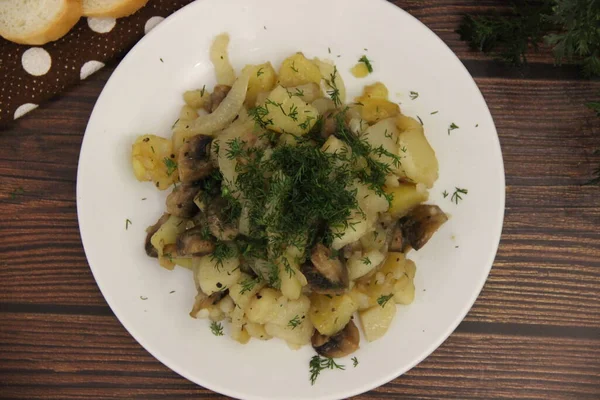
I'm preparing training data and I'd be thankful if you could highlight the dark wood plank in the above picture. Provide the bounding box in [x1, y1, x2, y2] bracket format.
[1, 313, 599, 400]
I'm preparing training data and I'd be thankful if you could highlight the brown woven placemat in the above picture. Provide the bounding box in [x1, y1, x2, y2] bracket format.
[0, 0, 194, 126]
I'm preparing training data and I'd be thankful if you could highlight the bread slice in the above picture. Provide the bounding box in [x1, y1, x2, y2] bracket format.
[82, 0, 148, 18]
[0, 0, 82, 45]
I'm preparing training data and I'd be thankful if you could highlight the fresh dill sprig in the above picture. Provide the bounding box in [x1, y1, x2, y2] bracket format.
[451, 187, 468, 204]
[352, 357, 359, 367]
[211, 241, 236, 269]
[358, 55, 373, 73]
[210, 321, 224, 336]
[448, 123, 459, 135]
[377, 294, 394, 307]
[309, 355, 345, 385]
[457, 1, 600, 77]
[163, 157, 177, 176]
[125, 218, 132, 230]
[248, 104, 273, 129]
[409, 91, 419, 100]
[587, 101, 600, 117]
[325, 66, 342, 107]
[239, 277, 259, 295]
[288, 315, 302, 329]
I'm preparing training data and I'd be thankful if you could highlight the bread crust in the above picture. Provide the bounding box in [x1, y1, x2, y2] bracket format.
[83, 0, 149, 18]
[0, 0, 83, 45]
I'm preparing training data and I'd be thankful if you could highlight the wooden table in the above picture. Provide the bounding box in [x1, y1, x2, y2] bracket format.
[1, 2, 599, 399]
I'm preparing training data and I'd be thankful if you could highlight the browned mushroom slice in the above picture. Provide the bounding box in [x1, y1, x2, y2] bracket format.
[312, 319, 359, 358]
[178, 135, 214, 183]
[189, 289, 229, 318]
[166, 183, 201, 218]
[400, 204, 448, 251]
[206, 196, 239, 241]
[388, 223, 405, 252]
[176, 226, 215, 256]
[203, 84, 232, 113]
[320, 110, 336, 139]
[144, 213, 170, 257]
[301, 243, 349, 294]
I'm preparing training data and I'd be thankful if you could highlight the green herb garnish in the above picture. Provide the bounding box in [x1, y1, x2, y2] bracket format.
[409, 91, 419, 100]
[451, 187, 468, 204]
[239, 277, 259, 295]
[377, 294, 394, 308]
[448, 123, 459, 135]
[210, 321, 224, 336]
[358, 55, 373, 73]
[288, 315, 301, 329]
[125, 218, 132, 230]
[163, 157, 177, 176]
[352, 357, 359, 367]
[309, 355, 345, 385]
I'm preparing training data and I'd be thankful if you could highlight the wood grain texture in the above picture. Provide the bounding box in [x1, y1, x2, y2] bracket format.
[1, 1, 599, 399]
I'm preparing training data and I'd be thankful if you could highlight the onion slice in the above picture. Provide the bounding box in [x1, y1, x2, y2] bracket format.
[182, 70, 251, 137]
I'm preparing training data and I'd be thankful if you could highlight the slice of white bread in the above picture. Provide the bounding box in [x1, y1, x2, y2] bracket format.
[83, 0, 148, 18]
[0, 0, 82, 45]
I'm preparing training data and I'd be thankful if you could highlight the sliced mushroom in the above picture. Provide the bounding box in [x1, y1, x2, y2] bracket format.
[320, 110, 336, 139]
[206, 196, 239, 241]
[166, 183, 201, 218]
[144, 213, 170, 257]
[388, 223, 405, 252]
[189, 289, 229, 318]
[301, 243, 349, 294]
[312, 319, 360, 358]
[178, 135, 214, 183]
[176, 225, 215, 256]
[203, 84, 232, 113]
[398, 205, 448, 251]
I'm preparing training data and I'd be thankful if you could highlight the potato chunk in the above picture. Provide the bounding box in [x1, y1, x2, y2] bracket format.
[132, 134, 178, 190]
[355, 82, 400, 123]
[243, 62, 277, 107]
[261, 85, 319, 135]
[194, 255, 241, 296]
[359, 301, 396, 342]
[277, 53, 322, 87]
[385, 183, 429, 217]
[309, 293, 358, 336]
[395, 115, 439, 187]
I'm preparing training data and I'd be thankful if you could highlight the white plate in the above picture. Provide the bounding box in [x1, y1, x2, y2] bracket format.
[77, 0, 505, 398]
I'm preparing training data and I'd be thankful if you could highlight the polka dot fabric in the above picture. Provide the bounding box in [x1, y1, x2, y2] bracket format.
[0, 0, 194, 125]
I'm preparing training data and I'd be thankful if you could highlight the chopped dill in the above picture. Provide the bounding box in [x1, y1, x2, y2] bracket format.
[377, 294, 394, 307]
[163, 157, 177, 176]
[210, 321, 224, 336]
[288, 315, 301, 329]
[324, 66, 342, 107]
[448, 122, 459, 135]
[211, 241, 237, 269]
[358, 55, 373, 73]
[451, 187, 468, 204]
[309, 355, 345, 385]
[409, 91, 419, 100]
[239, 277, 259, 295]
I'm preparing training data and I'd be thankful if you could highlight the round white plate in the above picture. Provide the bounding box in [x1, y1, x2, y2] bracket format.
[77, 0, 505, 398]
